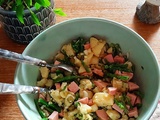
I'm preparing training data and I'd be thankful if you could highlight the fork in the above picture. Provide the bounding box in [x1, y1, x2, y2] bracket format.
[0, 82, 47, 94]
[0, 48, 74, 73]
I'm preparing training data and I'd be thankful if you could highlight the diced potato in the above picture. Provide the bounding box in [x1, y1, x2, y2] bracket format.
[90, 55, 99, 64]
[40, 67, 50, 78]
[90, 37, 99, 48]
[112, 78, 122, 91]
[106, 109, 121, 120]
[112, 78, 128, 92]
[93, 87, 100, 93]
[55, 52, 64, 60]
[92, 40, 106, 57]
[125, 61, 133, 70]
[74, 56, 82, 67]
[45, 79, 53, 88]
[78, 65, 86, 74]
[79, 89, 93, 99]
[62, 43, 75, 56]
[93, 92, 114, 106]
[120, 115, 128, 120]
[107, 47, 113, 53]
[91, 104, 98, 112]
[77, 103, 92, 114]
[83, 52, 94, 65]
[37, 78, 47, 87]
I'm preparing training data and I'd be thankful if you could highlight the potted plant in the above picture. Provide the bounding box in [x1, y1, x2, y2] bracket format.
[0, 0, 66, 44]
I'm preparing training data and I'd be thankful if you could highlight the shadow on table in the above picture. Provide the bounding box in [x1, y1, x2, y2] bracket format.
[131, 14, 160, 42]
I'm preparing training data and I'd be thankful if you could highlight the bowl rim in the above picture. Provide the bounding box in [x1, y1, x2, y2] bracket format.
[14, 17, 160, 120]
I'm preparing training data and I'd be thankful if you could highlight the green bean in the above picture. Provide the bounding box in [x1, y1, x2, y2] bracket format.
[53, 75, 86, 83]
[81, 61, 90, 73]
[38, 98, 61, 113]
[38, 98, 48, 106]
[106, 73, 129, 81]
[44, 106, 54, 113]
[34, 99, 47, 118]
[48, 102, 61, 113]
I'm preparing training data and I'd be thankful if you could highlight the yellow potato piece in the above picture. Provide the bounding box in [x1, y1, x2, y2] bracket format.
[40, 67, 49, 78]
[106, 109, 121, 120]
[93, 92, 114, 106]
[90, 37, 99, 48]
[84, 52, 94, 65]
[90, 55, 99, 64]
[37, 78, 47, 87]
[62, 43, 75, 56]
[45, 79, 54, 88]
[78, 65, 86, 74]
[92, 40, 106, 57]
[74, 56, 82, 67]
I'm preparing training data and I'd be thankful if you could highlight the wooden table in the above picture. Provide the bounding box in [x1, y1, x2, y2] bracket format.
[0, 0, 160, 119]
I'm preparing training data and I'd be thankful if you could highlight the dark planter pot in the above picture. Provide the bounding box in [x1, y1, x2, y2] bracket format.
[0, 1, 55, 44]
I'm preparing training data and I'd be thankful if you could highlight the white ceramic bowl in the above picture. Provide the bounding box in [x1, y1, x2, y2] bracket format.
[14, 18, 160, 120]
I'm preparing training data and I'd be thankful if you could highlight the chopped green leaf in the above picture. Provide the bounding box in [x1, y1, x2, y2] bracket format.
[74, 102, 81, 107]
[61, 84, 67, 91]
[54, 8, 67, 16]
[104, 63, 132, 72]
[71, 37, 86, 54]
[106, 73, 129, 80]
[114, 98, 128, 114]
[58, 50, 74, 66]
[75, 92, 80, 101]
[110, 43, 122, 56]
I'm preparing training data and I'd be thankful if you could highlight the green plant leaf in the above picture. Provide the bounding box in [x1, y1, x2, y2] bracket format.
[25, 0, 32, 7]
[34, 2, 41, 10]
[54, 8, 67, 16]
[16, 0, 22, 6]
[16, 5, 24, 24]
[31, 12, 41, 26]
[35, 0, 50, 7]
[0, 0, 5, 6]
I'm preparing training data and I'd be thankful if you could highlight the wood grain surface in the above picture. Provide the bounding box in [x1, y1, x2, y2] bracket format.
[0, 0, 160, 119]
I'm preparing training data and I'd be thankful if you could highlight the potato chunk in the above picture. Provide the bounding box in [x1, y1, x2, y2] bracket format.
[90, 37, 106, 57]
[62, 43, 75, 56]
[90, 37, 99, 48]
[37, 78, 47, 87]
[90, 55, 99, 64]
[84, 52, 94, 65]
[93, 92, 114, 106]
[40, 67, 49, 78]
[106, 109, 121, 120]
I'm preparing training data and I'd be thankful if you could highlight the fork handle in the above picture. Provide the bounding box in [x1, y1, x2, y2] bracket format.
[0, 82, 43, 94]
[0, 48, 46, 67]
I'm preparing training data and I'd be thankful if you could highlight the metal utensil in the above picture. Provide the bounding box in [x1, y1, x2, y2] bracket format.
[0, 82, 47, 94]
[0, 48, 73, 73]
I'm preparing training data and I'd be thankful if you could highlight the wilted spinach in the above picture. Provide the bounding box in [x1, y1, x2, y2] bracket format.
[71, 37, 87, 54]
